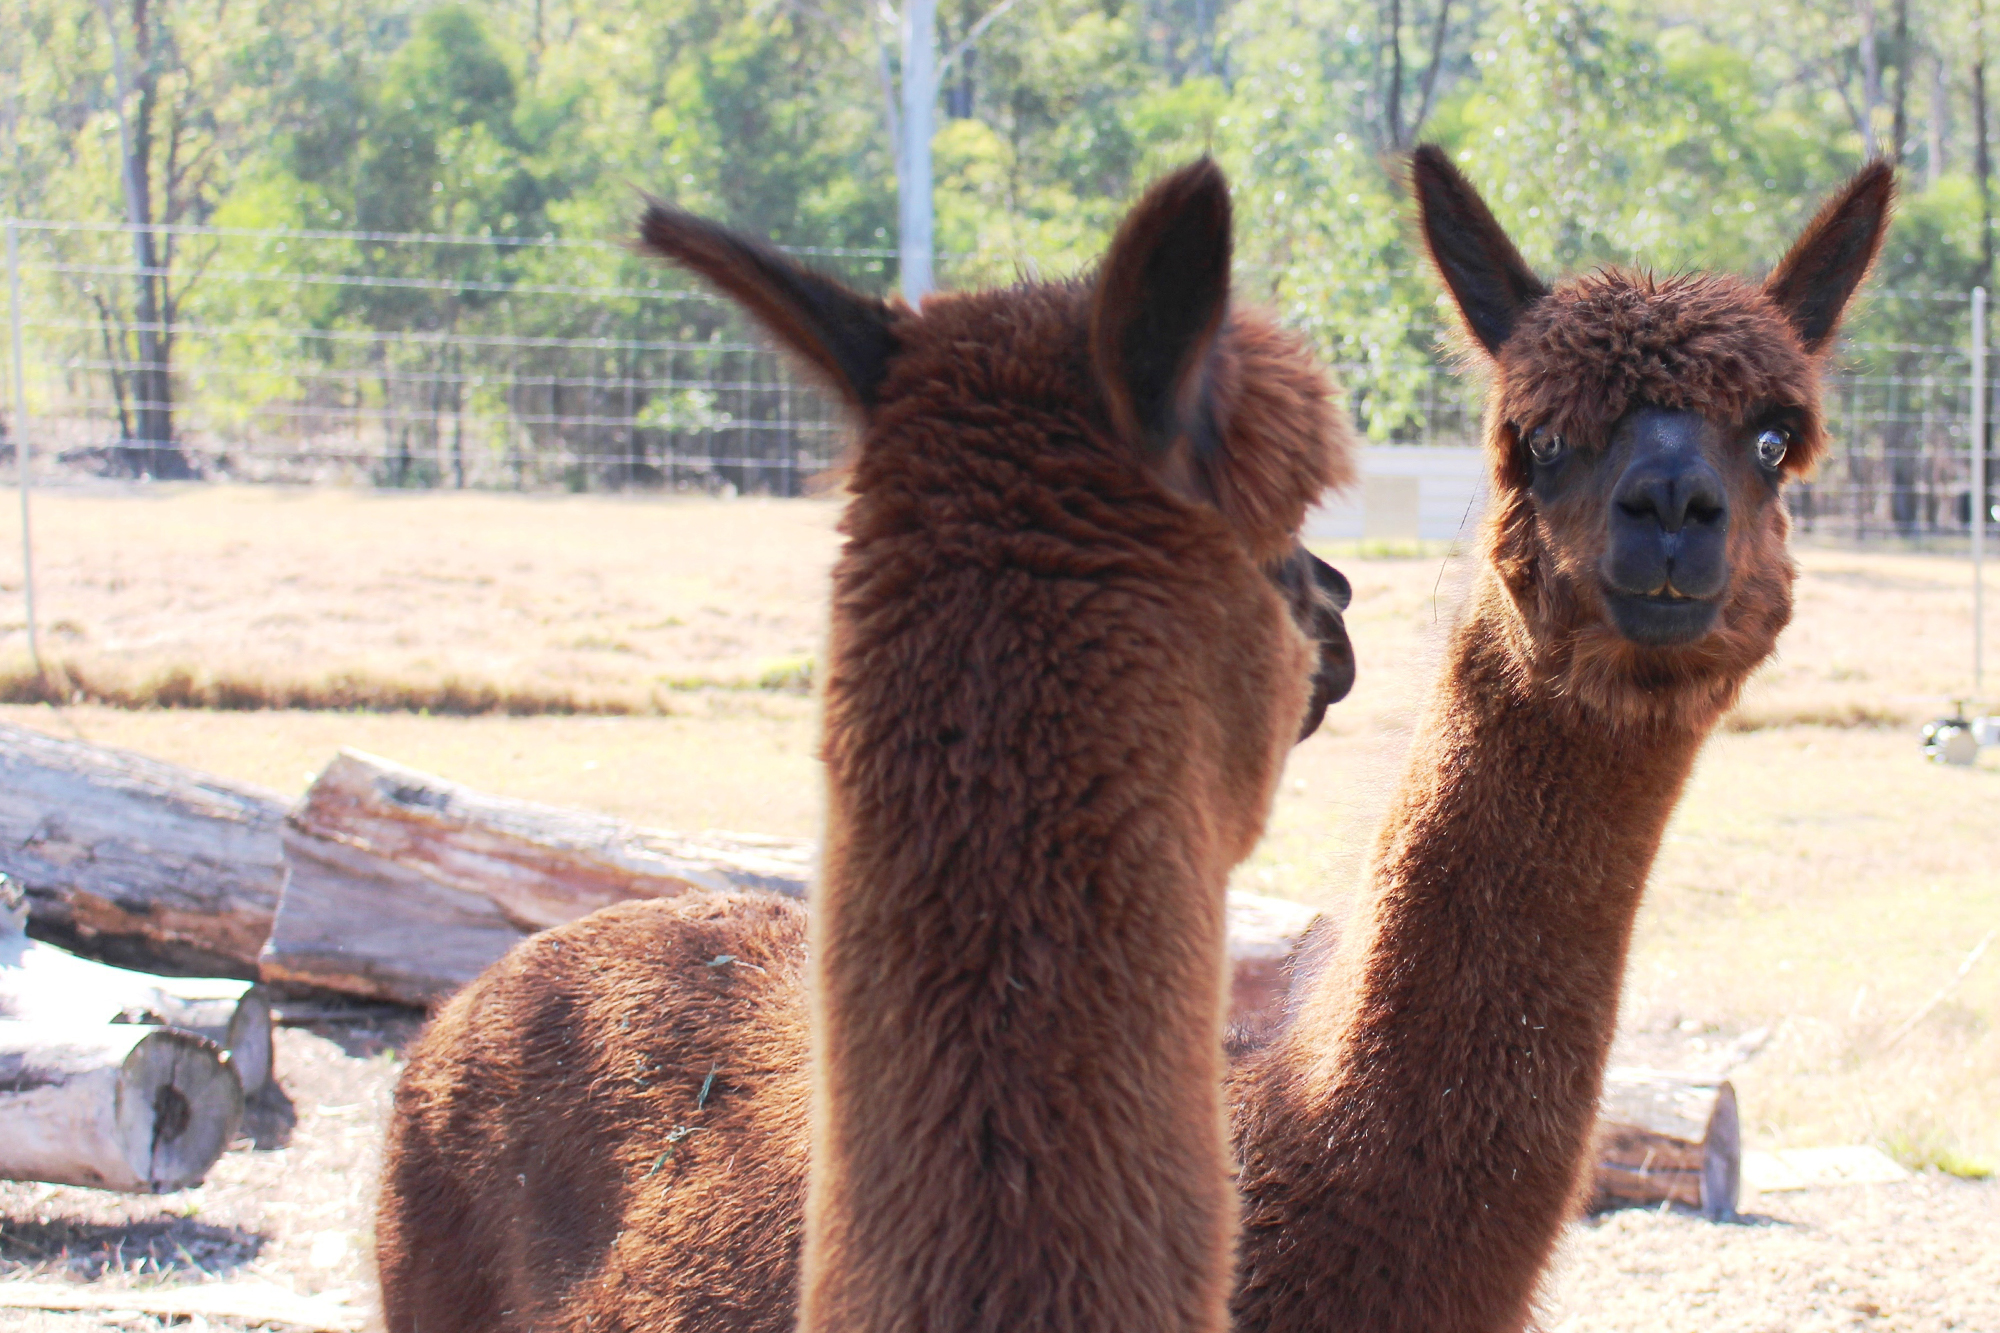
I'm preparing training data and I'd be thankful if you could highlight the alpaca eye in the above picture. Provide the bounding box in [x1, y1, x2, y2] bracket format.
[1525, 426, 1565, 465]
[1755, 428, 1791, 470]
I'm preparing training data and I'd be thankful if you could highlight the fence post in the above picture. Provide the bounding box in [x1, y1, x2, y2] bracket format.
[5, 219, 38, 680]
[1974, 286, 1988, 695]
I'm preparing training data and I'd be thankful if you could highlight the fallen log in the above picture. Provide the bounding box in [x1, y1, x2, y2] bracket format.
[0, 926, 273, 1094]
[0, 722, 288, 976]
[295, 749, 813, 926]
[0, 1019, 244, 1192]
[261, 749, 817, 1006]
[262, 749, 1327, 1016]
[1590, 1069, 1740, 1220]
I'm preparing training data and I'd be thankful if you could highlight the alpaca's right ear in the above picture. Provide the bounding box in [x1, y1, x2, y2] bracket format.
[1090, 159, 1233, 464]
[637, 201, 902, 412]
[1409, 145, 1549, 357]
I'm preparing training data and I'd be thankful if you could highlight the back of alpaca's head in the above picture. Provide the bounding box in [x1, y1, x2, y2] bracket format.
[637, 159, 1357, 784]
[638, 160, 1357, 1333]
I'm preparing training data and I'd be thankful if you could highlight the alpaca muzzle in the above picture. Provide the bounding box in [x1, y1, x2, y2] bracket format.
[1600, 409, 1730, 645]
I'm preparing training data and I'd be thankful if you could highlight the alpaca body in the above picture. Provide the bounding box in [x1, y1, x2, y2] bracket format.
[1223, 148, 1894, 1333]
[380, 895, 809, 1333]
[376, 161, 1356, 1333]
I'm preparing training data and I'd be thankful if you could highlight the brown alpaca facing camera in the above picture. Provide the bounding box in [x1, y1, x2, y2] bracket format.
[1225, 148, 1894, 1333]
[375, 159, 1358, 1333]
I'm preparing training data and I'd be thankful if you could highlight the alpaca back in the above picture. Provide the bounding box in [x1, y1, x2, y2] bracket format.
[379, 894, 809, 1333]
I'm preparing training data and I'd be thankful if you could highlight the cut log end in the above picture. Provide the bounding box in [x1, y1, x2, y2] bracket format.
[0, 1022, 244, 1193]
[119, 1027, 246, 1191]
[1590, 1071, 1740, 1221]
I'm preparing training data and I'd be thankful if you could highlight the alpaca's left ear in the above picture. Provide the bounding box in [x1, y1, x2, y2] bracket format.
[637, 201, 903, 412]
[1091, 158, 1233, 466]
[1763, 161, 1896, 356]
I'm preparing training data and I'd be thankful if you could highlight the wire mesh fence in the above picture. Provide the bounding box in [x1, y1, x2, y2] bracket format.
[0, 218, 1991, 541]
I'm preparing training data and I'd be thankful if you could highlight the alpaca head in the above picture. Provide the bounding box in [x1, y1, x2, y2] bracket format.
[637, 159, 1358, 741]
[1410, 146, 1893, 728]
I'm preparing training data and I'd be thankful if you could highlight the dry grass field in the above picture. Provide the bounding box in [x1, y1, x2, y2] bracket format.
[0, 485, 1996, 1329]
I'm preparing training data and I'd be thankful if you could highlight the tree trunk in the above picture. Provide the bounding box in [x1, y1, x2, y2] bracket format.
[898, 0, 937, 301]
[0, 1019, 242, 1192]
[1385, 0, 1405, 150]
[1589, 1071, 1740, 1221]
[98, 0, 192, 479]
[1889, 0, 1909, 164]
[1857, 0, 1884, 158]
[1978, 5, 1994, 286]
[0, 927, 271, 1093]
[0, 722, 289, 977]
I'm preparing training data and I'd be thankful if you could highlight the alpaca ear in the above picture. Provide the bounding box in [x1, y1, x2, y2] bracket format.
[1762, 161, 1896, 356]
[637, 200, 901, 411]
[1090, 158, 1233, 466]
[1409, 144, 1549, 357]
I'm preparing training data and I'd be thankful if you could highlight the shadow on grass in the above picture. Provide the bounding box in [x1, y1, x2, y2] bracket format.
[0, 1214, 266, 1281]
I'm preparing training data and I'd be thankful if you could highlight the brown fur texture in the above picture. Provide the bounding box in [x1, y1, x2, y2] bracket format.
[1223, 148, 1894, 1333]
[376, 160, 1357, 1333]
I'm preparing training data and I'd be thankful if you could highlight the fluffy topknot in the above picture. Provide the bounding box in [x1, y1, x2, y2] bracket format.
[1494, 271, 1826, 475]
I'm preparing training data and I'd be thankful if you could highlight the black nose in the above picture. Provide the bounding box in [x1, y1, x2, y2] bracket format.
[1309, 552, 1352, 612]
[1614, 459, 1727, 538]
[1297, 552, 1354, 740]
[1603, 412, 1729, 602]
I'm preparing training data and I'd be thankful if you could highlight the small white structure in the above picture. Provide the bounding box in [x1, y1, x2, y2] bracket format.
[1306, 446, 1487, 544]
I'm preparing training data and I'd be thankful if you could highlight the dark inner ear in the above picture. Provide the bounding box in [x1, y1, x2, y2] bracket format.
[1762, 161, 1896, 355]
[637, 200, 900, 411]
[1090, 158, 1233, 461]
[1409, 144, 1549, 357]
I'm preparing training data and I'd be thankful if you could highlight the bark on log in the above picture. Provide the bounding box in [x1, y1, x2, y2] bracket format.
[262, 749, 1326, 1015]
[295, 749, 812, 927]
[0, 1019, 244, 1192]
[0, 722, 288, 977]
[0, 928, 272, 1094]
[261, 750, 818, 1006]
[1590, 1069, 1740, 1220]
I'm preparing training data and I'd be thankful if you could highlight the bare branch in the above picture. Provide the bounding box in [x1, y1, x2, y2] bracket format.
[939, 0, 1020, 79]
[1412, 0, 1453, 139]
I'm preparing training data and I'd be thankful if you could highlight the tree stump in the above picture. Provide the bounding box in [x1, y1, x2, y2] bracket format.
[1590, 1070, 1740, 1220]
[0, 1020, 244, 1192]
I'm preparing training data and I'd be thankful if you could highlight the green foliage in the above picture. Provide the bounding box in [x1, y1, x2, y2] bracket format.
[2, 0, 1989, 457]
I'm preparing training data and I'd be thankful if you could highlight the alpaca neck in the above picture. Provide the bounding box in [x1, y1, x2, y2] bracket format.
[1231, 572, 1712, 1333]
[800, 472, 1288, 1333]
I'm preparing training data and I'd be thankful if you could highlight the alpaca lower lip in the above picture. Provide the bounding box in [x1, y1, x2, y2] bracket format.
[1602, 588, 1721, 646]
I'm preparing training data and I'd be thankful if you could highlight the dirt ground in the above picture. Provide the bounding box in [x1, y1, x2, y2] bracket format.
[1, 488, 1997, 1329]
[0, 484, 1990, 726]
[1, 1023, 1993, 1332]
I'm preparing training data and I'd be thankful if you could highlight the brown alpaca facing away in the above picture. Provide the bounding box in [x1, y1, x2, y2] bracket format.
[376, 159, 1359, 1333]
[1225, 148, 1895, 1333]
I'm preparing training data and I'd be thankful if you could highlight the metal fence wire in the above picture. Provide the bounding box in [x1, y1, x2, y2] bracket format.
[0, 217, 1992, 541]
